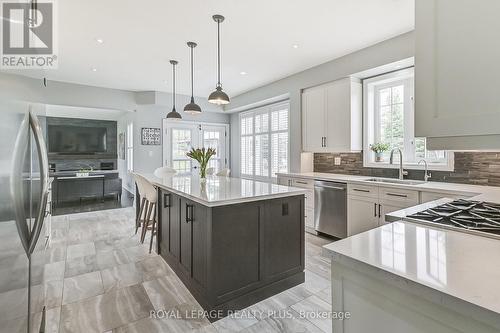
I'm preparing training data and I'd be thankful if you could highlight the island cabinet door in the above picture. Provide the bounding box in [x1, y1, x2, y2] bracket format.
[264, 196, 304, 281]
[167, 193, 181, 260]
[179, 198, 208, 284]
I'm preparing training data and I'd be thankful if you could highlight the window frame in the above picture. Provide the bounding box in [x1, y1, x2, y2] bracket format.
[363, 68, 454, 171]
[239, 100, 290, 181]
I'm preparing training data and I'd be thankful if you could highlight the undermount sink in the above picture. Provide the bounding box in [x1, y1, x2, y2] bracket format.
[364, 178, 426, 186]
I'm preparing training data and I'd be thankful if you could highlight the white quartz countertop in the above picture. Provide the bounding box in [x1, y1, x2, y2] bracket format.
[140, 173, 307, 207]
[276, 172, 500, 203]
[323, 221, 500, 315]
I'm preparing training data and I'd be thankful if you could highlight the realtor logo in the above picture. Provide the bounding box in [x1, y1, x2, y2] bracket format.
[1, 0, 58, 68]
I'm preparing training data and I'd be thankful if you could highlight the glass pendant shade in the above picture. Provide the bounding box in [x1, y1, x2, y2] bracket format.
[166, 60, 182, 119]
[184, 42, 202, 114]
[208, 14, 230, 105]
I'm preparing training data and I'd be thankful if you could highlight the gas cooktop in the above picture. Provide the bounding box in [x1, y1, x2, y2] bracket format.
[406, 199, 500, 238]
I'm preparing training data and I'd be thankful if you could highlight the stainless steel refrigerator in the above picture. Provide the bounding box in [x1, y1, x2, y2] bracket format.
[0, 101, 50, 333]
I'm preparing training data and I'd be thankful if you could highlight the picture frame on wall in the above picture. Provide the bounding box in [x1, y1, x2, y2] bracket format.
[141, 127, 161, 145]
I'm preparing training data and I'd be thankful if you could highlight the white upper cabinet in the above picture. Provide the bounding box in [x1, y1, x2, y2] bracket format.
[302, 87, 327, 152]
[302, 78, 362, 153]
[415, 0, 500, 150]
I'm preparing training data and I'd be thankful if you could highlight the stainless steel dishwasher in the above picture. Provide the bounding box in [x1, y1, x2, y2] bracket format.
[314, 180, 347, 238]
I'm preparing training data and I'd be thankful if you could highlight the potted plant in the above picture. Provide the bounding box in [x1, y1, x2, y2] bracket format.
[187, 147, 216, 180]
[76, 167, 93, 177]
[370, 142, 390, 162]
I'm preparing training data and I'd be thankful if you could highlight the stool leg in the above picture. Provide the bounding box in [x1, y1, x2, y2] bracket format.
[135, 198, 146, 235]
[141, 202, 153, 243]
[149, 212, 156, 254]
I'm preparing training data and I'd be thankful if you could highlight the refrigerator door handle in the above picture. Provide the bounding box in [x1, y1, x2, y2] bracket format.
[10, 113, 31, 256]
[27, 111, 49, 255]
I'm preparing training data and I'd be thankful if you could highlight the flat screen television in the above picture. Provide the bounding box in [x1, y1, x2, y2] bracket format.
[48, 125, 107, 154]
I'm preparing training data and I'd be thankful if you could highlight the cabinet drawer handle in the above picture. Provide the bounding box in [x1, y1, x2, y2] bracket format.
[353, 188, 370, 193]
[185, 204, 194, 223]
[378, 204, 381, 218]
[386, 192, 408, 198]
[295, 181, 308, 185]
[163, 193, 171, 208]
[374, 203, 377, 217]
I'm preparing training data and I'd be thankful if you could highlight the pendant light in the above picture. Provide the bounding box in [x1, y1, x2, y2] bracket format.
[184, 42, 202, 114]
[208, 14, 230, 105]
[166, 60, 182, 119]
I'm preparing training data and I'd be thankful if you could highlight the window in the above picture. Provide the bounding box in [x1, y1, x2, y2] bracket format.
[363, 68, 453, 171]
[240, 101, 289, 180]
[126, 122, 134, 172]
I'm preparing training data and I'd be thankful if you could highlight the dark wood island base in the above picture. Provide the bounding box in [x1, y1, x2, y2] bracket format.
[156, 188, 305, 321]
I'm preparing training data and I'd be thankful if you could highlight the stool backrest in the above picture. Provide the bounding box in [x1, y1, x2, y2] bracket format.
[216, 168, 231, 177]
[154, 166, 177, 178]
[206, 167, 215, 176]
[134, 173, 157, 203]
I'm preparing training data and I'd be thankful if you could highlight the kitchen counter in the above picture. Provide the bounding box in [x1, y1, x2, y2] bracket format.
[276, 172, 500, 201]
[323, 221, 500, 331]
[324, 221, 500, 315]
[141, 173, 307, 207]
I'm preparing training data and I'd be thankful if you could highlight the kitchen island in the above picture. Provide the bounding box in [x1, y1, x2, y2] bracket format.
[138, 174, 307, 319]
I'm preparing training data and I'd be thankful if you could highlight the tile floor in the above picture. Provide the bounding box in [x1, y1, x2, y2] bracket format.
[19, 207, 334, 333]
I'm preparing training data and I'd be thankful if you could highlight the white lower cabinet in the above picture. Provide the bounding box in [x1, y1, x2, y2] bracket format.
[347, 195, 379, 236]
[277, 175, 316, 234]
[347, 184, 419, 236]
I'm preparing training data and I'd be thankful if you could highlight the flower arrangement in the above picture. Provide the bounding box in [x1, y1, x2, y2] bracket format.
[370, 142, 390, 162]
[187, 147, 216, 179]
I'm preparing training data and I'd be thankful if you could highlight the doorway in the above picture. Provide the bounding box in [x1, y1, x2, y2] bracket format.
[163, 120, 229, 175]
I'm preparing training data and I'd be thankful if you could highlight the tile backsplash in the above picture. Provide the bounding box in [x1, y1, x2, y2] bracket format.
[314, 152, 500, 187]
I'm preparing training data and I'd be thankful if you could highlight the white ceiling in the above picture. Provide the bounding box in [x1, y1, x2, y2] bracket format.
[5, 0, 414, 98]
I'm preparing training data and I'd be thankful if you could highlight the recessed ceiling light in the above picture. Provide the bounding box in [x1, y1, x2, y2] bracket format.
[91, 67, 97, 72]
[240, 71, 247, 75]
[96, 38, 104, 44]
[292, 44, 299, 49]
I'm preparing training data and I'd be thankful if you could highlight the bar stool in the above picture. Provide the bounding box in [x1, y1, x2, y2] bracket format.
[154, 166, 177, 178]
[133, 173, 147, 236]
[133, 174, 158, 253]
[216, 168, 231, 177]
[140, 174, 158, 253]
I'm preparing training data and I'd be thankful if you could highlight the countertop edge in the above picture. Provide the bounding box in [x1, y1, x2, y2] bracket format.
[322, 223, 500, 321]
[151, 180, 308, 207]
[276, 172, 492, 200]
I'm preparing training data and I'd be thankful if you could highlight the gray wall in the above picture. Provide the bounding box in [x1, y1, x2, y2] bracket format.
[118, 92, 230, 192]
[0, 73, 136, 111]
[0, 72, 228, 193]
[227, 31, 415, 177]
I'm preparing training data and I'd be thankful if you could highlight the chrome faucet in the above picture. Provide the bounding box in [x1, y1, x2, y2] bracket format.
[389, 148, 408, 180]
[418, 159, 432, 182]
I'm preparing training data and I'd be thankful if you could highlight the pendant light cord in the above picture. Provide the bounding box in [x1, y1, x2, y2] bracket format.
[191, 46, 194, 98]
[217, 20, 221, 87]
[172, 63, 176, 109]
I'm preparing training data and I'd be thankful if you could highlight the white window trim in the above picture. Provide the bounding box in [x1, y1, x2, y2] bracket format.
[363, 68, 454, 172]
[239, 100, 290, 181]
